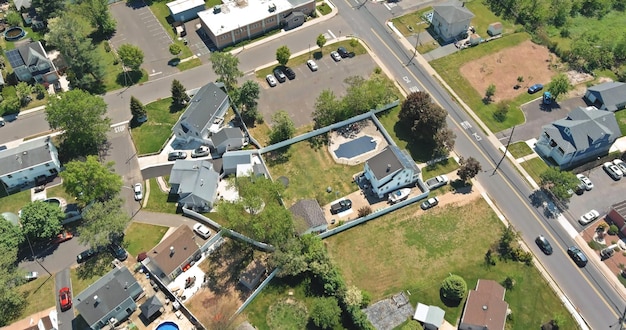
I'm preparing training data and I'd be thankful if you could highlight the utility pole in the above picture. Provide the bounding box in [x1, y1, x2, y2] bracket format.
[493, 125, 515, 175]
[406, 32, 421, 66]
[610, 305, 626, 329]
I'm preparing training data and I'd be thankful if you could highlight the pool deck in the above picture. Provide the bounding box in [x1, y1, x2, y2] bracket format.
[328, 119, 389, 166]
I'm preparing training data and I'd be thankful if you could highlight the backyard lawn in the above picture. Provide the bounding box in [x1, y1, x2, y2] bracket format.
[143, 178, 178, 214]
[124, 222, 169, 258]
[16, 276, 56, 320]
[130, 98, 180, 155]
[0, 189, 31, 214]
[325, 198, 576, 328]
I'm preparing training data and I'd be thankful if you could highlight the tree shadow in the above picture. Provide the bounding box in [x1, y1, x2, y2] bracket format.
[312, 51, 323, 60]
[203, 240, 254, 296]
[169, 102, 186, 113]
[439, 288, 462, 307]
[392, 121, 434, 163]
[528, 190, 545, 208]
[76, 253, 115, 280]
[264, 148, 291, 166]
[451, 179, 472, 194]
[116, 70, 144, 87]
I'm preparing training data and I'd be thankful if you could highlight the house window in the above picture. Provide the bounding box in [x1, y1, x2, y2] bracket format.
[7, 175, 12, 178]
[45, 163, 50, 167]
[563, 127, 571, 136]
[557, 147, 564, 155]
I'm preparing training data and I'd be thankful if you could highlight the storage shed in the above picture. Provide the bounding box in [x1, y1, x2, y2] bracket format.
[167, 0, 206, 23]
[487, 22, 503, 36]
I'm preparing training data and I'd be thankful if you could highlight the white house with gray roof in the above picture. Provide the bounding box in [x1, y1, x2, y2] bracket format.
[431, 1, 474, 43]
[172, 82, 230, 145]
[363, 146, 421, 198]
[168, 160, 219, 211]
[290, 199, 328, 235]
[584, 81, 626, 112]
[210, 126, 246, 155]
[74, 267, 143, 330]
[535, 106, 620, 169]
[0, 137, 60, 191]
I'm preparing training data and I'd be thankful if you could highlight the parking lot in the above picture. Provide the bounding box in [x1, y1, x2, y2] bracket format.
[256, 53, 378, 128]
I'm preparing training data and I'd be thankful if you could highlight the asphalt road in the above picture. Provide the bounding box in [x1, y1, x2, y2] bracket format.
[55, 268, 73, 330]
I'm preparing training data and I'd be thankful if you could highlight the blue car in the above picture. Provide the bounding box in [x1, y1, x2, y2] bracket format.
[528, 83, 543, 94]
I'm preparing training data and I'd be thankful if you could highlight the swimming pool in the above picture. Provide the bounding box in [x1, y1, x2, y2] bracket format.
[334, 135, 377, 159]
[155, 321, 179, 330]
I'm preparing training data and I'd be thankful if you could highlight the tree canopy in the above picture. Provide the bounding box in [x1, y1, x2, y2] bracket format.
[19, 201, 64, 241]
[440, 274, 467, 302]
[79, 198, 130, 249]
[269, 110, 295, 144]
[540, 167, 579, 203]
[45, 89, 110, 157]
[117, 44, 144, 71]
[546, 73, 571, 101]
[60, 155, 123, 204]
[130, 96, 147, 120]
[457, 157, 482, 182]
[31, 0, 65, 25]
[310, 297, 341, 329]
[0, 216, 23, 257]
[210, 52, 243, 91]
[234, 80, 260, 123]
[276, 46, 291, 66]
[77, 0, 116, 36]
[171, 79, 190, 107]
[399, 91, 447, 139]
[169, 44, 182, 56]
[316, 34, 327, 49]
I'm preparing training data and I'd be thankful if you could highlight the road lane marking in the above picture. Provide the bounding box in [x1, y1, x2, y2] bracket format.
[409, 86, 420, 93]
[327, 29, 337, 39]
[460, 121, 472, 129]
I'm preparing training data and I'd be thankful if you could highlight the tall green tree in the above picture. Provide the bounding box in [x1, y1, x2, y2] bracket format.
[169, 44, 182, 57]
[210, 52, 243, 91]
[0, 216, 23, 258]
[130, 96, 147, 121]
[312, 89, 341, 129]
[540, 167, 579, 203]
[269, 110, 295, 144]
[316, 34, 327, 49]
[79, 198, 130, 249]
[19, 201, 64, 241]
[310, 297, 341, 329]
[60, 155, 123, 204]
[546, 73, 571, 100]
[31, 0, 65, 25]
[171, 79, 190, 107]
[235, 80, 260, 123]
[0, 249, 25, 326]
[457, 157, 482, 182]
[399, 91, 447, 140]
[15, 82, 33, 106]
[440, 274, 467, 302]
[78, 0, 116, 36]
[276, 45, 291, 66]
[117, 44, 144, 71]
[45, 89, 110, 156]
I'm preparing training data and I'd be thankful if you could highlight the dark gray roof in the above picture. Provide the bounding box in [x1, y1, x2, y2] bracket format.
[433, 1, 474, 24]
[5, 41, 51, 73]
[212, 127, 243, 147]
[0, 138, 56, 177]
[169, 160, 219, 205]
[587, 81, 626, 111]
[543, 106, 620, 154]
[75, 267, 142, 327]
[289, 199, 326, 233]
[175, 82, 229, 134]
[366, 146, 419, 181]
[140, 295, 163, 319]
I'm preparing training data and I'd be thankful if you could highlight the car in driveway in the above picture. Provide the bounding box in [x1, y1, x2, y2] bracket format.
[76, 249, 97, 263]
[576, 174, 593, 191]
[273, 68, 286, 83]
[535, 235, 553, 255]
[330, 51, 341, 62]
[330, 199, 352, 214]
[420, 197, 439, 210]
[52, 231, 73, 244]
[193, 223, 211, 239]
[133, 183, 143, 201]
[579, 209, 600, 225]
[567, 246, 588, 267]
[109, 243, 128, 261]
[425, 175, 449, 190]
[168, 151, 187, 161]
[603, 162, 623, 180]
[59, 287, 72, 311]
[25, 271, 39, 281]
[266, 74, 277, 87]
[283, 67, 296, 80]
[528, 83, 543, 94]
[307, 59, 318, 71]
[191, 146, 210, 158]
[613, 159, 626, 176]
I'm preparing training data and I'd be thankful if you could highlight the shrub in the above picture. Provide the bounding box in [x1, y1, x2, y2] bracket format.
[440, 274, 467, 302]
[310, 297, 341, 329]
[502, 276, 515, 290]
[104, 41, 111, 53]
[374, 67, 382, 74]
[360, 290, 372, 308]
[493, 101, 509, 122]
[358, 206, 372, 217]
[609, 224, 619, 235]
[485, 249, 497, 266]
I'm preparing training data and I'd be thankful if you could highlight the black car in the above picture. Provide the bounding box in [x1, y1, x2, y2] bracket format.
[109, 243, 128, 261]
[168, 151, 187, 161]
[535, 235, 553, 255]
[330, 199, 352, 214]
[337, 46, 349, 58]
[77, 249, 97, 263]
[567, 246, 588, 267]
[283, 67, 296, 80]
[273, 68, 286, 83]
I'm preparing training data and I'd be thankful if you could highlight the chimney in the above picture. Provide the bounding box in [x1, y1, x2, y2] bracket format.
[200, 179, 204, 186]
[386, 164, 391, 172]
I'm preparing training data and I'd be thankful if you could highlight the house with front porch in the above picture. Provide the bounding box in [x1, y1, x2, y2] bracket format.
[168, 160, 220, 212]
[363, 146, 421, 198]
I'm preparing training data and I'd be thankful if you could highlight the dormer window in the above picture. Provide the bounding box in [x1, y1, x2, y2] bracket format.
[563, 127, 571, 136]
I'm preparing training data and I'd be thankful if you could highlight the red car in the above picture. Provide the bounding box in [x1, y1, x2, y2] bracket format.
[59, 287, 72, 311]
[52, 231, 73, 244]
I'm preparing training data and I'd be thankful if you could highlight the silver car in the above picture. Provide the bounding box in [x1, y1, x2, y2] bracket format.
[613, 159, 626, 176]
[307, 59, 318, 71]
[330, 51, 341, 62]
[266, 74, 277, 87]
[603, 162, 623, 180]
[575, 174, 593, 191]
[579, 209, 600, 225]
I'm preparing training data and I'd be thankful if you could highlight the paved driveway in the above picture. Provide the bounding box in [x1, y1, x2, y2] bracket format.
[257, 54, 377, 128]
[109, 0, 176, 78]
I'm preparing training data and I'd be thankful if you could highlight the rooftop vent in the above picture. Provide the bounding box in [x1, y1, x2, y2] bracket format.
[213, 5, 221, 13]
[482, 305, 487, 310]
[386, 164, 391, 172]
[268, 3, 276, 12]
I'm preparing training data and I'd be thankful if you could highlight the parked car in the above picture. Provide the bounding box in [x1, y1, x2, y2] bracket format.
[330, 51, 341, 62]
[273, 68, 286, 83]
[579, 209, 600, 225]
[191, 146, 210, 158]
[193, 223, 211, 239]
[109, 243, 128, 261]
[603, 162, 623, 180]
[567, 246, 588, 267]
[266, 74, 277, 87]
[613, 159, 626, 176]
[576, 174, 593, 191]
[52, 231, 74, 244]
[133, 183, 143, 201]
[420, 197, 439, 210]
[425, 175, 449, 190]
[283, 67, 296, 80]
[25, 271, 39, 281]
[76, 249, 97, 263]
[0, 118, 5, 127]
[330, 199, 352, 214]
[337, 46, 349, 58]
[307, 59, 318, 71]
[168, 151, 187, 161]
[535, 235, 553, 255]
[59, 287, 72, 311]
[528, 83, 543, 94]
[388, 188, 411, 204]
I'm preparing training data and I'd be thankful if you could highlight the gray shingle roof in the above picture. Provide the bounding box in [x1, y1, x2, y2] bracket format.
[212, 127, 243, 148]
[5, 41, 51, 74]
[140, 295, 163, 319]
[586, 81, 626, 111]
[289, 199, 326, 233]
[433, 1, 474, 24]
[169, 160, 219, 206]
[366, 146, 419, 181]
[0, 137, 56, 177]
[174, 82, 229, 134]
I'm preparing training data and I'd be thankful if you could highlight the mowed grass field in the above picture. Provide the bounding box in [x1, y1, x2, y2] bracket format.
[325, 198, 576, 328]
[130, 98, 180, 155]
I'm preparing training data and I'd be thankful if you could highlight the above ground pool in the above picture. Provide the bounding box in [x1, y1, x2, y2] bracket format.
[4, 26, 25, 41]
[155, 321, 179, 330]
[334, 135, 377, 159]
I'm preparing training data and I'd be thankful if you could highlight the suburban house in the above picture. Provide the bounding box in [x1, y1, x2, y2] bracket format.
[211, 127, 246, 155]
[431, 1, 474, 43]
[607, 200, 626, 236]
[459, 279, 509, 330]
[413, 303, 445, 330]
[74, 267, 143, 330]
[363, 145, 421, 198]
[167, 0, 205, 22]
[534, 106, 620, 169]
[172, 82, 230, 145]
[0, 137, 61, 191]
[584, 81, 626, 112]
[143, 225, 201, 284]
[222, 151, 267, 177]
[239, 259, 267, 290]
[168, 160, 220, 212]
[5, 40, 59, 84]
[198, 0, 315, 49]
[22, 9, 45, 30]
[13, 0, 31, 10]
[289, 199, 328, 235]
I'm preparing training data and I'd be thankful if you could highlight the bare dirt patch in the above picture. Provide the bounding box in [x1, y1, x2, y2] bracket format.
[459, 40, 557, 102]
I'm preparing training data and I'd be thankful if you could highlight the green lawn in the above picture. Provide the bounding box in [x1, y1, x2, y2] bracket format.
[464, 1, 519, 39]
[420, 157, 459, 179]
[144, 178, 178, 214]
[16, 275, 56, 320]
[266, 140, 361, 206]
[206, 0, 222, 7]
[390, 7, 433, 37]
[317, 3, 331, 15]
[325, 199, 576, 329]
[97, 42, 148, 92]
[177, 57, 202, 71]
[130, 98, 180, 155]
[546, 10, 626, 53]
[616, 109, 626, 136]
[0, 189, 31, 214]
[507, 141, 534, 159]
[124, 222, 168, 258]
[149, 1, 193, 59]
[520, 157, 550, 185]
